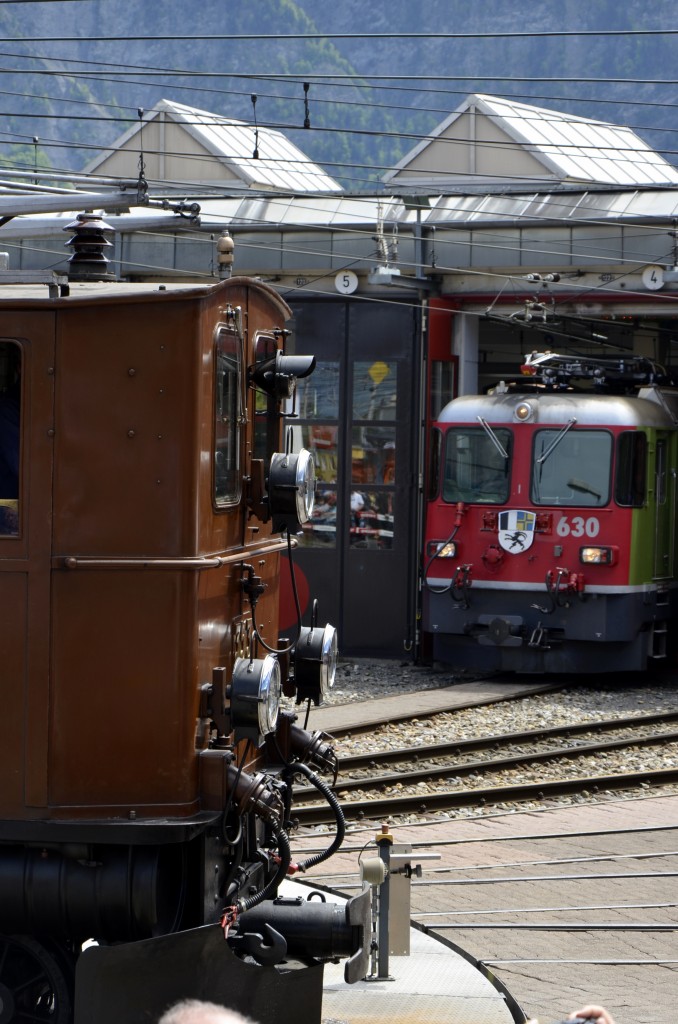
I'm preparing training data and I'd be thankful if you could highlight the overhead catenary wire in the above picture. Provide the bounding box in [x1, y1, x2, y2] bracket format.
[3, 106, 678, 166]
[4, 29, 678, 41]
[6, 224, 678, 327]
[1, 127, 678, 320]
[3, 131, 678, 198]
[1, 45, 678, 152]
[3, 48, 678, 137]
[0, 44, 677, 194]
[0, 81, 677, 161]
[4, 167, 676, 285]
[6, 47, 678, 90]
[4, 151, 678, 248]
[0, 13, 674, 177]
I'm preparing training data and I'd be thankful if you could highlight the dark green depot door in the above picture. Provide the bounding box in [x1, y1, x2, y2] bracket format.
[281, 298, 421, 657]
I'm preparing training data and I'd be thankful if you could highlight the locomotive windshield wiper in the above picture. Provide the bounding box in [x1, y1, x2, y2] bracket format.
[476, 416, 509, 459]
[568, 477, 601, 500]
[536, 417, 577, 465]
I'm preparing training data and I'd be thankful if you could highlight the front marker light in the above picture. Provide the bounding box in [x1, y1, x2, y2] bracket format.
[249, 351, 316, 400]
[580, 546, 618, 566]
[230, 655, 282, 745]
[268, 448, 316, 534]
[294, 623, 338, 705]
[427, 539, 457, 558]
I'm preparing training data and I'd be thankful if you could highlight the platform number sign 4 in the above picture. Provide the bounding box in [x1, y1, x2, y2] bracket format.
[642, 265, 664, 291]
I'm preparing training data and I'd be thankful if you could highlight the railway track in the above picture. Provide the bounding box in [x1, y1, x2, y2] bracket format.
[293, 708, 678, 824]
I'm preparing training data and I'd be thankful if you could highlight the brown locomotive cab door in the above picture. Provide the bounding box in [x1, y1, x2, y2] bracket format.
[48, 292, 207, 816]
[0, 316, 56, 816]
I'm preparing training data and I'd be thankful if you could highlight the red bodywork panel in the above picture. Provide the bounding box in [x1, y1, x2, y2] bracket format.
[425, 422, 633, 591]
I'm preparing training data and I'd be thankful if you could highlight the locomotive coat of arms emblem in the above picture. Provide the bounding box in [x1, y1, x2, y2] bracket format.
[498, 509, 536, 553]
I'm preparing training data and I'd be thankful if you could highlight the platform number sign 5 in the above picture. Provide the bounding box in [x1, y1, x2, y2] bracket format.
[556, 515, 600, 538]
[335, 270, 359, 294]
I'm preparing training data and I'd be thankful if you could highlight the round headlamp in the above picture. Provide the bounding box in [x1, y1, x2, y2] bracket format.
[230, 655, 282, 743]
[268, 448, 316, 533]
[294, 623, 339, 705]
[514, 401, 534, 422]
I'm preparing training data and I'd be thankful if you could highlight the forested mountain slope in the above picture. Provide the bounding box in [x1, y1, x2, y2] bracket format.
[0, 0, 675, 188]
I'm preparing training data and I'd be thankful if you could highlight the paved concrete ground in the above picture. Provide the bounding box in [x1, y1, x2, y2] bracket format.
[307, 679, 557, 734]
[293, 788, 678, 1023]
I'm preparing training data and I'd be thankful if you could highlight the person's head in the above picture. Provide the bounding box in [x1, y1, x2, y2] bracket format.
[158, 1000, 256, 1024]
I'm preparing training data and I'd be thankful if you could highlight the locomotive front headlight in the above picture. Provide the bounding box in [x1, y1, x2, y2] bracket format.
[230, 655, 282, 743]
[268, 448, 316, 533]
[249, 351, 316, 400]
[580, 546, 617, 566]
[294, 623, 339, 705]
[514, 401, 534, 422]
[427, 539, 457, 558]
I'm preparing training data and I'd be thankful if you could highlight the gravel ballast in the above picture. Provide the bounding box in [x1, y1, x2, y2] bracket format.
[292, 659, 678, 821]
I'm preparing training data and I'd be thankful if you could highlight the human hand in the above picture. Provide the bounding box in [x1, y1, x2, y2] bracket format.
[569, 1007, 616, 1024]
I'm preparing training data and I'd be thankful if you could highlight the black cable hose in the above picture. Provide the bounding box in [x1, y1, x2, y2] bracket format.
[292, 761, 346, 871]
[249, 532, 303, 655]
[237, 820, 292, 914]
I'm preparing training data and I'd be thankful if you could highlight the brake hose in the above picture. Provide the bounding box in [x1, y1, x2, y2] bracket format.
[291, 761, 346, 871]
[237, 819, 291, 914]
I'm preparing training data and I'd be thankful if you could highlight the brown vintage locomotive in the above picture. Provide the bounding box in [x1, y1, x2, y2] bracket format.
[0, 270, 367, 1023]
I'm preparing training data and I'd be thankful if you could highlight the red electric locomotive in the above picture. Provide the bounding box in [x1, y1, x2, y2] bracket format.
[422, 352, 678, 674]
[0, 267, 367, 1023]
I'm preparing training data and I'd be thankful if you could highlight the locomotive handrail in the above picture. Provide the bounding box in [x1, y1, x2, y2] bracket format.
[60, 540, 291, 570]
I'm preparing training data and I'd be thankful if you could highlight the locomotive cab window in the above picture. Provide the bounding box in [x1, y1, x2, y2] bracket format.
[0, 341, 20, 536]
[531, 428, 612, 507]
[615, 431, 647, 507]
[214, 325, 241, 506]
[253, 333, 279, 465]
[442, 427, 511, 504]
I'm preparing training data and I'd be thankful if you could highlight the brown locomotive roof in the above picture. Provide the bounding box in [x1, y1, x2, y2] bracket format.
[0, 275, 292, 318]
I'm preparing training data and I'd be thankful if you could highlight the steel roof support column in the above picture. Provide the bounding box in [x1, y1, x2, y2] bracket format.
[453, 311, 479, 397]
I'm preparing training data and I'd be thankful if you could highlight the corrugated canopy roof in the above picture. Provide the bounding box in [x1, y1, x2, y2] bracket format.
[384, 93, 678, 189]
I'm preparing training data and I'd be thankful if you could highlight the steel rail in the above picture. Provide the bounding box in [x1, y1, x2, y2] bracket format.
[328, 870, 678, 889]
[414, 902, 678, 916]
[292, 765, 678, 823]
[294, 728, 678, 800]
[412, 869, 678, 885]
[418, 848, 678, 871]
[303, 849, 678, 879]
[295, 821, 678, 852]
[335, 709, 678, 772]
[480, 958, 678, 965]
[422, 922, 678, 930]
